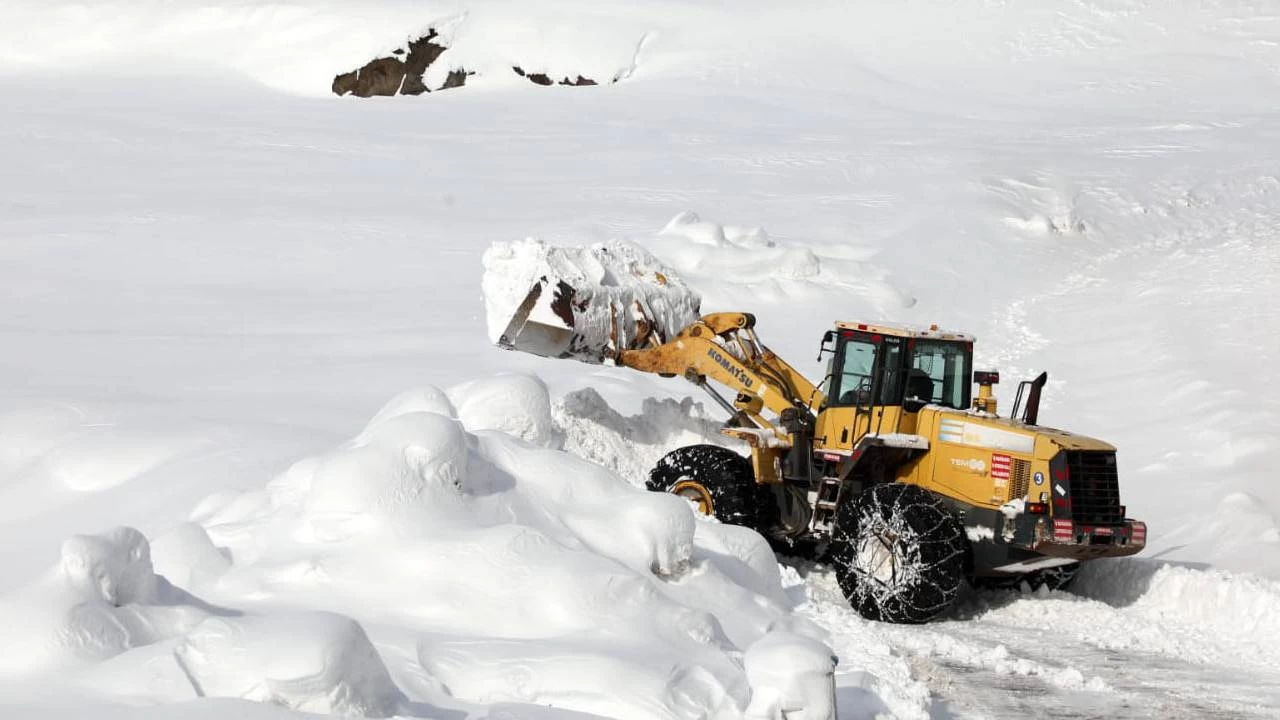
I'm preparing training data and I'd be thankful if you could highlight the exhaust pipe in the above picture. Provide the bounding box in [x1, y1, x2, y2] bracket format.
[1023, 371, 1048, 425]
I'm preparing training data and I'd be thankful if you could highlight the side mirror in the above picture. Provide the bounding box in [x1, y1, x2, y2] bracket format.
[816, 330, 836, 361]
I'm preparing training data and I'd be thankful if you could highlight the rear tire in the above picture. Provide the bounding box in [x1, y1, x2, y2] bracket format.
[830, 483, 967, 624]
[647, 444, 775, 531]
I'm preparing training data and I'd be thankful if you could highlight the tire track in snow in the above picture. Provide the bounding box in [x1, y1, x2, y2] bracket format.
[796, 562, 1280, 719]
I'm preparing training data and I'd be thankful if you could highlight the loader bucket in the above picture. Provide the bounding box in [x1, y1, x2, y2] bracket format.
[486, 239, 702, 364]
[497, 277, 578, 358]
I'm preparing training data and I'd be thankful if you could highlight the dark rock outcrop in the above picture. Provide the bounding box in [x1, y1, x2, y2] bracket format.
[341, 56, 407, 97]
[440, 69, 474, 90]
[399, 33, 448, 95]
[335, 32, 612, 98]
[332, 70, 359, 96]
[333, 30, 449, 97]
[512, 66, 602, 87]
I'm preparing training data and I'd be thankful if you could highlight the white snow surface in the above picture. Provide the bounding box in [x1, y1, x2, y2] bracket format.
[3, 0, 1280, 717]
[0, 381, 825, 719]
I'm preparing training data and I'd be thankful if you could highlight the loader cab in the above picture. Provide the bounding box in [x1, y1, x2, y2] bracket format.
[817, 322, 974, 450]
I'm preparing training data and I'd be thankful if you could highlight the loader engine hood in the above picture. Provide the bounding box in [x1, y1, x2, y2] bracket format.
[1030, 422, 1117, 455]
[932, 410, 1115, 456]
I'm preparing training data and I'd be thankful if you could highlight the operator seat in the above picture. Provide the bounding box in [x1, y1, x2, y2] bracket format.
[839, 376, 871, 405]
[905, 370, 934, 404]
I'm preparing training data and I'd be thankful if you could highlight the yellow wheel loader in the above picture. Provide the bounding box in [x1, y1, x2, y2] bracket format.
[496, 276, 1146, 624]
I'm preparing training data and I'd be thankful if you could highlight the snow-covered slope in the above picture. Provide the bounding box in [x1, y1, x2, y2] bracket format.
[2, 0, 1279, 717]
[0, 379, 840, 719]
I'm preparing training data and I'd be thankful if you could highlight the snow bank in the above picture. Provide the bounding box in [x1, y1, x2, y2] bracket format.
[175, 612, 404, 717]
[660, 211, 776, 250]
[648, 212, 844, 289]
[60, 526, 158, 606]
[1074, 558, 1280, 669]
[150, 522, 233, 590]
[36, 376, 833, 719]
[1153, 492, 1280, 578]
[553, 386, 729, 487]
[303, 410, 472, 541]
[0, 527, 208, 674]
[67, 607, 405, 717]
[654, 211, 923, 318]
[790, 566, 933, 720]
[482, 238, 702, 362]
[743, 631, 837, 720]
[448, 373, 561, 449]
[363, 386, 456, 431]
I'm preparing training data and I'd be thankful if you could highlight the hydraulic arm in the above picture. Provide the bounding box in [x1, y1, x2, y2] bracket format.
[618, 312, 822, 429]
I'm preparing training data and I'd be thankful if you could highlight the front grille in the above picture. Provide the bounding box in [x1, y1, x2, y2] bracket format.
[1009, 459, 1031, 501]
[1067, 450, 1123, 525]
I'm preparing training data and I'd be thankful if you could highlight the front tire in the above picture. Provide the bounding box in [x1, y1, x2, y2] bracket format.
[830, 483, 967, 623]
[647, 444, 775, 531]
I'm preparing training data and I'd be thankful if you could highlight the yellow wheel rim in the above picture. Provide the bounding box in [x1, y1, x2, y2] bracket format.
[672, 480, 714, 515]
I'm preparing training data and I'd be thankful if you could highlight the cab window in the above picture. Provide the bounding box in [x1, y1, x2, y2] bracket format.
[829, 336, 905, 406]
[832, 339, 876, 405]
[908, 340, 971, 409]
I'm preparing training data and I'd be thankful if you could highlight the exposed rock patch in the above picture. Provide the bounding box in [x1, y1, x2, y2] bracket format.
[440, 69, 474, 90]
[333, 30, 467, 97]
[332, 30, 613, 98]
[514, 67, 553, 86]
[513, 66, 601, 86]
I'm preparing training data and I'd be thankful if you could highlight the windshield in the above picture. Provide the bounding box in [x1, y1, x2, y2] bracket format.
[832, 338, 876, 405]
[908, 340, 971, 409]
[829, 335, 905, 406]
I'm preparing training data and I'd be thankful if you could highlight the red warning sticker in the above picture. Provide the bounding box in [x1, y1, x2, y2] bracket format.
[991, 453, 1011, 480]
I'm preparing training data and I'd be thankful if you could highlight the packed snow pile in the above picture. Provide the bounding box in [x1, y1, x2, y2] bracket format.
[743, 630, 837, 720]
[553, 387, 729, 487]
[1072, 558, 1280, 669]
[448, 374, 562, 448]
[0, 526, 208, 675]
[645, 212, 918, 313]
[172, 612, 404, 716]
[0, 525, 405, 715]
[483, 238, 702, 363]
[0, 375, 845, 719]
[1153, 492, 1280, 579]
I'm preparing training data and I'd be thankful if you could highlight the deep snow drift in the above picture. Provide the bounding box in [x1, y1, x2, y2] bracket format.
[0, 378, 837, 719]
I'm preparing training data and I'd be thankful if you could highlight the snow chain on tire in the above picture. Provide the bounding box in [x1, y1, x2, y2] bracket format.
[647, 444, 776, 532]
[830, 483, 967, 624]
